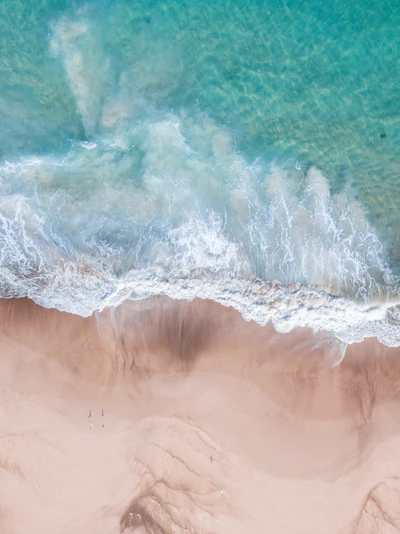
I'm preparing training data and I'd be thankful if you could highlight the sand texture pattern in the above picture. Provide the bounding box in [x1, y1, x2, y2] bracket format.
[1, 297, 400, 533]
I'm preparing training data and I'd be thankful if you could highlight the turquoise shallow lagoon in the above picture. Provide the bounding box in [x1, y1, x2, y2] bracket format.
[0, 0, 399, 345]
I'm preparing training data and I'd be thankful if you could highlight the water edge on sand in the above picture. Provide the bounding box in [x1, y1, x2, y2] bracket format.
[1, 297, 400, 533]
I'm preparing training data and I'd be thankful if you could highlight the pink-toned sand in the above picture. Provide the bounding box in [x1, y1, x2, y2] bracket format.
[1, 297, 400, 533]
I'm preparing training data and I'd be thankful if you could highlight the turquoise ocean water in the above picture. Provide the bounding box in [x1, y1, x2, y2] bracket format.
[1, 0, 400, 347]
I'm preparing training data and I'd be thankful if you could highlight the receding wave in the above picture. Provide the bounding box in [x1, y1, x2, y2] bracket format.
[0, 11, 399, 347]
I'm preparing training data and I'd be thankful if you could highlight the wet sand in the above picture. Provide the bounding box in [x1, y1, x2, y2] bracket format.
[1, 297, 400, 533]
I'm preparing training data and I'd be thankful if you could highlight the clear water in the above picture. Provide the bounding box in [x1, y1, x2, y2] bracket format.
[0, 0, 399, 345]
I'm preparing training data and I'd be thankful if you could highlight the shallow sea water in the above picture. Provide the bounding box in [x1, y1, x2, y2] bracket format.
[0, 0, 399, 345]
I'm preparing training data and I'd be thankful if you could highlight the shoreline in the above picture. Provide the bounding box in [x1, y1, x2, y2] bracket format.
[9, 270, 400, 347]
[1, 297, 400, 533]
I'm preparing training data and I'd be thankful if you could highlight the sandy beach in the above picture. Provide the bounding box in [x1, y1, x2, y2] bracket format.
[1, 297, 400, 533]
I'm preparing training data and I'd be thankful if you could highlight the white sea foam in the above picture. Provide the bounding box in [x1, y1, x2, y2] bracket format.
[0, 169, 398, 347]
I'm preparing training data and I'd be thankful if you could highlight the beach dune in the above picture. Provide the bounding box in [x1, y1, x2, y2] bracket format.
[1, 297, 400, 533]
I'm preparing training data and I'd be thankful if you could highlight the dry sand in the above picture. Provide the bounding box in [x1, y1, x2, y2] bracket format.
[1, 297, 400, 533]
